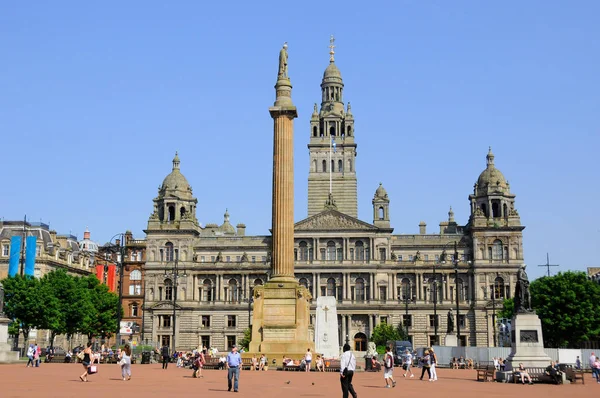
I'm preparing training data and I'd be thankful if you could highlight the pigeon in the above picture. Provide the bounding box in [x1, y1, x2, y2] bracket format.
[286, 381, 291, 384]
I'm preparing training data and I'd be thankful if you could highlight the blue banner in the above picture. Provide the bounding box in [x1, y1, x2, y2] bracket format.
[25, 236, 37, 276]
[8, 236, 21, 277]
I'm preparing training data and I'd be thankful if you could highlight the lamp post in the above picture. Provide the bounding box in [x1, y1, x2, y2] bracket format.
[453, 242, 461, 346]
[246, 296, 254, 328]
[432, 265, 439, 344]
[398, 289, 414, 340]
[164, 249, 186, 352]
[104, 233, 126, 347]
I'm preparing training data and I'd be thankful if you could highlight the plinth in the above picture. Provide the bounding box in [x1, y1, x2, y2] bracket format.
[505, 313, 552, 370]
[0, 316, 19, 363]
[249, 281, 314, 354]
[444, 333, 458, 347]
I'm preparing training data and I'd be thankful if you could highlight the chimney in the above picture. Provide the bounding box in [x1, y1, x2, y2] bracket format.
[236, 223, 246, 236]
[419, 221, 426, 235]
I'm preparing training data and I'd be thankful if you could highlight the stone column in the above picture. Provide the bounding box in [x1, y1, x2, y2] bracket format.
[269, 64, 297, 283]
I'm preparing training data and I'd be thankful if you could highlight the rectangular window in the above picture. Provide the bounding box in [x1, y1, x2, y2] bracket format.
[424, 254, 429, 261]
[227, 315, 237, 328]
[2, 244, 9, 256]
[380, 316, 388, 324]
[435, 255, 439, 261]
[236, 256, 240, 262]
[458, 314, 466, 328]
[226, 256, 230, 262]
[429, 315, 438, 328]
[379, 286, 387, 301]
[398, 255, 402, 262]
[162, 315, 171, 328]
[252, 256, 256, 263]
[402, 314, 412, 327]
[429, 335, 439, 346]
[262, 256, 267, 263]
[36, 245, 41, 257]
[227, 335, 236, 350]
[409, 255, 413, 261]
[161, 335, 170, 348]
[201, 335, 210, 349]
[201, 256, 205, 263]
[201, 315, 211, 328]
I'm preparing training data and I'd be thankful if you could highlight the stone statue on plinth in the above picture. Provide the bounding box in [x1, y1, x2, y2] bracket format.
[0, 282, 4, 316]
[447, 309, 455, 334]
[278, 43, 288, 79]
[514, 265, 533, 313]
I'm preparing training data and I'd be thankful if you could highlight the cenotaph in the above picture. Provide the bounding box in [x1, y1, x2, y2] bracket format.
[249, 43, 314, 355]
[314, 297, 340, 358]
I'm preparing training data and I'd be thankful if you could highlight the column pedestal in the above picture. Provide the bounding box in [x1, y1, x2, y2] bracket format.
[505, 313, 552, 370]
[0, 317, 19, 363]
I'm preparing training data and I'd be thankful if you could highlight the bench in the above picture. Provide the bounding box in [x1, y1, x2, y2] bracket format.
[45, 353, 67, 363]
[203, 357, 221, 370]
[325, 360, 341, 373]
[570, 368, 585, 384]
[476, 364, 495, 382]
[512, 367, 558, 384]
[241, 358, 255, 370]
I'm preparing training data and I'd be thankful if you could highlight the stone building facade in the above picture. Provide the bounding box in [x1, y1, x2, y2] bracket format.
[142, 52, 525, 351]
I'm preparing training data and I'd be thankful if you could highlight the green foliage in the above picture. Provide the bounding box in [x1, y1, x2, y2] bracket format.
[376, 345, 386, 355]
[498, 298, 514, 320]
[238, 328, 252, 350]
[8, 321, 19, 336]
[530, 271, 600, 348]
[370, 322, 401, 347]
[2, 269, 121, 345]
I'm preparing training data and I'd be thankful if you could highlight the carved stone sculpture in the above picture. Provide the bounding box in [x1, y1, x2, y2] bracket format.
[366, 341, 377, 357]
[278, 43, 288, 79]
[447, 309, 455, 334]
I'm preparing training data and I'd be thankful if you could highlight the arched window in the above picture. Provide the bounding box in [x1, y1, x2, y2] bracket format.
[338, 159, 343, 172]
[129, 270, 142, 295]
[130, 270, 142, 280]
[299, 278, 308, 289]
[164, 279, 173, 301]
[202, 279, 213, 302]
[354, 332, 367, 351]
[313, 126, 317, 137]
[480, 203, 487, 217]
[330, 126, 335, 136]
[492, 201, 500, 218]
[331, 159, 334, 172]
[165, 242, 174, 262]
[299, 241, 309, 261]
[326, 241, 336, 261]
[180, 206, 186, 218]
[326, 278, 336, 297]
[131, 302, 139, 317]
[355, 278, 365, 301]
[168, 206, 175, 222]
[227, 279, 239, 303]
[378, 207, 384, 220]
[401, 278, 411, 300]
[493, 277, 505, 299]
[355, 241, 364, 261]
[253, 278, 263, 286]
[322, 160, 327, 172]
[492, 240, 503, 260]
[348, 159, 353, 172]
[347, 125, 352, 136]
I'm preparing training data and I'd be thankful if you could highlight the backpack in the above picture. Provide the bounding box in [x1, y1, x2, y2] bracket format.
[385, 353, 393, 369]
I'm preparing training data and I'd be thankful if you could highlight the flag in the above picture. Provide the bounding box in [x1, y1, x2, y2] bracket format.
[332, 137, 336, 153]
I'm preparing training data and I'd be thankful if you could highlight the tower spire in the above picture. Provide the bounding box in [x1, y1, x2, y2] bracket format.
[172, 151, 180, 170]
[329, 35, 336, 62]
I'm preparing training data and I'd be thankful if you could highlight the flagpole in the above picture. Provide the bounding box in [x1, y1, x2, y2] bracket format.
[329, 136, 332, 194]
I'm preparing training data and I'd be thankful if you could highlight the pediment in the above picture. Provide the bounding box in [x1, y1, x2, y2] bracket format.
[295, 210, 378, 232]
[150, 302, 182, 310]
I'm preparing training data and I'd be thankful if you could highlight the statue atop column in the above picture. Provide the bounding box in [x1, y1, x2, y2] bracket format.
[514, 265, 533, 313]
[278, 42, 288, 79]
[447, 308, 455, 334]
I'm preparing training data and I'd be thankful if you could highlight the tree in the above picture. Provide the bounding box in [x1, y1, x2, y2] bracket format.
[2, 275, 45, 344]
[498, 298, 514, 320]
[40, 269, 81, 347]
[370, 322, 401, 347]
[79, 275, 120, 341]
[531, 271, 600, 348]
[238, 328, 251, 350]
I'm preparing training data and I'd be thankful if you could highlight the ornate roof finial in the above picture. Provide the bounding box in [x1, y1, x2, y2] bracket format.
[448, 206, 455, 222]
[329, 35, 336, 63]
[224, 208, 230, 223]
[486, 146, 495, 167]
[173, 151, 180, 170]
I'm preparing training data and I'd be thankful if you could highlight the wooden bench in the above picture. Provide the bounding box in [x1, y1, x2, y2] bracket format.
[203, 357, 221, 370]
[325, 360, 341, 373]
[512, 367, 557, 384]
[476, 364, 495, 382]
[241, 358, 255, 370]
[570, 368, 585, 384]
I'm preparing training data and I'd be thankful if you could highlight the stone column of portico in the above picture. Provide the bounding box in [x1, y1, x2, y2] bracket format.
[269, 59, 298, 284]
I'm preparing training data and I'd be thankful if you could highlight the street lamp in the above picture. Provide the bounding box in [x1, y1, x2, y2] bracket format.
[432, 265, 439, 344]
[398, 289, 415, 340]
[163, 249, 186, 352]
[245, 296, 254, 328]
[104, 233, 126, 347]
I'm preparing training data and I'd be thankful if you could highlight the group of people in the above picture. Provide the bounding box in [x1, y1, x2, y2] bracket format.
[77, 342, 132, 382]
[25, 342, 42, 367]
[450, 356, 474, 369]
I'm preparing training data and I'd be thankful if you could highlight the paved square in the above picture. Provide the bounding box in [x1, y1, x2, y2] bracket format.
[0, 363, 592, 397]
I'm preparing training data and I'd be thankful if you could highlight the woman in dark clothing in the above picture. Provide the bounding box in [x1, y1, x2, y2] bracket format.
[419, 350, 431, 381]
[79, 342, 93, 382]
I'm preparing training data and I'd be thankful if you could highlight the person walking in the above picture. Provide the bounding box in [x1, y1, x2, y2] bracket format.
[161, 344, 170, 369]
[429, 348, 438, 381]
[403, 349, 414, 378]
[589, 352, 597, 381]
[304, 348, 312, 373]
[119, 344, 132, 381]
[340, 343, 357, 398]
[26, 344, 35, 367]
[383, 346, 396, 388]
[79, 342, 93, 382]
[226, 345, 242, 392]
[193, 350, 206, 378]
[419, 350, 431, 381]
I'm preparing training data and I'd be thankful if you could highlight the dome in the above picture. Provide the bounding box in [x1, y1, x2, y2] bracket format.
[161, 152, 192, 194]
[375, 183, 388, 199]
[476, 147, 508, 192]
[323, 62, 342, 79]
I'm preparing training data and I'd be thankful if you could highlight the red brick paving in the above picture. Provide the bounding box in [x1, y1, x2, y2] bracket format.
[0, 363, 593, 398]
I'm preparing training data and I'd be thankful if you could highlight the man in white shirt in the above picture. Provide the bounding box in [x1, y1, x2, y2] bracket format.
[403, 349, 414, 378]
[340, 344, 357, 398]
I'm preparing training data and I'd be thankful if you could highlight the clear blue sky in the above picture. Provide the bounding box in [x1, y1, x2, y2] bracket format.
[1, 1, 598, 281]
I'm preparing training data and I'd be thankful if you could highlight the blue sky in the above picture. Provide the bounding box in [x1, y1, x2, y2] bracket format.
[1, 1, 598, 280]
